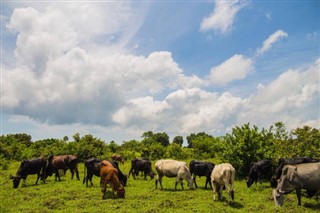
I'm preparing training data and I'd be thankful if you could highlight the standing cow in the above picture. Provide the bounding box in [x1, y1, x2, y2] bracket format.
[273, 162, 320, 206]
[83, 158, 127, 187]
[211, 163, 235, 204]
[100, 160, 125, 199]
[155, 159, 194, 190]
[45, 155, 80, 181]
[128, 158, 155, 180]
[189, 160, 215, 189]
[271, 156, 319, 188]
[10, 157, 47, 188]
[246, 159, 273, 188]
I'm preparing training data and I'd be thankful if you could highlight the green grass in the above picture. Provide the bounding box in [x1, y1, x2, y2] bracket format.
[1, 161, 319, 212]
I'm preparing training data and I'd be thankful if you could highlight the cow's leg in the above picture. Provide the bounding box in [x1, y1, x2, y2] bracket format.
[70, 169, 75, 179]
[156, 175, 163, 190]
[212, 182, 217, 201]
[55, 170, 61, 181]
[193, 176, 198, 188]
[218, 185, 223, 200]
[296, 188, 302, 206]
[35, 173, 40, 184]
[144, 171, 147, 180]
[74, 167, 80, 180]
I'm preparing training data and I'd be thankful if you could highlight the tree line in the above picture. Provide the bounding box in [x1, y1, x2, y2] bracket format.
[1, 122, 319, 176]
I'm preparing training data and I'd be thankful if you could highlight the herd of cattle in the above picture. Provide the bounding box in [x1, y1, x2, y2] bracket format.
[9, 155, 320, 207]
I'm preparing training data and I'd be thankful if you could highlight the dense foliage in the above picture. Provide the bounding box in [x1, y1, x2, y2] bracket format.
[1, 122, 319, 176]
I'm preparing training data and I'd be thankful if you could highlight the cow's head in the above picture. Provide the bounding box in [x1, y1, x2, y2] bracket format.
[10, 175, 22, 188]
[187, 177, 194, 190]
[270, 176, 278, 188]
[149, 171, 155, 179]
[246, 177, 254, 188]
[273, 189, 284, 206]
[117, 186, 125, 198]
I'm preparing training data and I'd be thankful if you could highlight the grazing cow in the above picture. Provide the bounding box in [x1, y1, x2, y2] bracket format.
[128, 158, 155, 180]
[273, 162, 320, 206]
[211, 163, 235, 204]
[155, 159, 194, 190]
[112, 154, 125, 165]
[10, 157, 47, 188]
[271, 156, 319, 188]
[45, 155, 80, 181]
[246, 159, 273, 188]
[189, 160, 215, 189]
[83, 158, 127, 187]
[100, 160, 125, 199]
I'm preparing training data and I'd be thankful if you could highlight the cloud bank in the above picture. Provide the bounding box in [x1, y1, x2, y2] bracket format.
[2, 2, 318, 141]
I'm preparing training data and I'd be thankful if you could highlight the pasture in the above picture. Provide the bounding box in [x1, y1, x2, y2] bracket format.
[1, 161, 319, 212]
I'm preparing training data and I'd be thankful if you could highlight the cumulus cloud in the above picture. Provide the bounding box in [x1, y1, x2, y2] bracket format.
[113, 88, 243, 135]
[256, 30, 288, 55]
[200, 0, 248, 34]
[209, 54, 254, 85]
[1, 3, 203, 126]
[238, 58, 320, 129]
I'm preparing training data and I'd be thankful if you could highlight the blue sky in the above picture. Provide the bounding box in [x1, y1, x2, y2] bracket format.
[1, 1, 319, 143]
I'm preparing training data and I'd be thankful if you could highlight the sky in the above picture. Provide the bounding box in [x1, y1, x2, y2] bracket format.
[1, 0, 319, 144]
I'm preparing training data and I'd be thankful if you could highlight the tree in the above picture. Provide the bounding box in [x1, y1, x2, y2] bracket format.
[186, 132, 209, 148]
[172, 136, 183, 147]
[289, 126, 320, 159]
[141, 131, 170, 147]
[223, 123, 265, 176]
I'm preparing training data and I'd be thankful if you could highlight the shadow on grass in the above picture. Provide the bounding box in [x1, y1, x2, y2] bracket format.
[215, 197, 244, 209]
[303, 202, 320, 210]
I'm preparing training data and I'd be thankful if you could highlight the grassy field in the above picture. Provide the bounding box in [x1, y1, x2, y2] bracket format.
[1, 161, 319, 213]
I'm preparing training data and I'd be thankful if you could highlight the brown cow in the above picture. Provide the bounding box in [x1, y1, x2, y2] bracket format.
[100, 160, 125, 199]
[111, 154, 125, 165]
[45, 155, 80, 181]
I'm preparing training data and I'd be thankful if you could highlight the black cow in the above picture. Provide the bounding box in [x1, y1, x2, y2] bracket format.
[246, 159, 273, 188]
[10, 157, 47, 188]
[128, 158, 155, 180]
[189, 160, 215, 189]
[45, 155, 80, 181]
[83, 158, 101, 187]
[83, 158, 127, 187]
[271, 156, 319, 188]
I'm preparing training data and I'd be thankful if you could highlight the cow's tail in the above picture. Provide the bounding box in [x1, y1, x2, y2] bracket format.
[83, 162, 87, 185]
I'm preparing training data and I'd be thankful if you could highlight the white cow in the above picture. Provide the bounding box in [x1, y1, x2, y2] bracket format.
[211, 163, 235, 203]
[155, 159, 194, 190]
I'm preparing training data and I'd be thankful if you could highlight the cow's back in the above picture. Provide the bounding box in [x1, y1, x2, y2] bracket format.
[156, 159, 185, 177]
[283, 162, 320, 189]
[211, 163, 235, 184]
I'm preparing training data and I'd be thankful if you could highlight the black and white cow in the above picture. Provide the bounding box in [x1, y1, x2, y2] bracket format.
[189, 160, 215, 189]
[273, 162, 320, 206]
[246, 159, 273, 188]
[10, 157, 47, 188]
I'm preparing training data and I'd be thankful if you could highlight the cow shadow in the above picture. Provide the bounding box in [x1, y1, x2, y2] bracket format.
[215, 197, 244, 209]
[303, 202, 320, 210]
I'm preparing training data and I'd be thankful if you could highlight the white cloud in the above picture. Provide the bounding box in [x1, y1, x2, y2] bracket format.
[200, 0, 248, 34]
[113, 88, 243, 135]
[256, 30, 288, 55]
[238, 58, 320, 129]
[209, 54, 254, 85]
